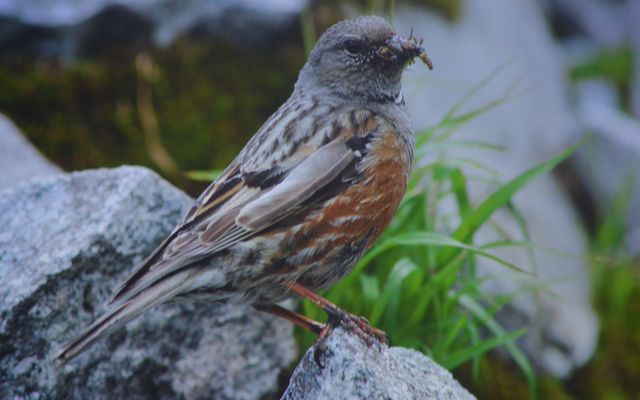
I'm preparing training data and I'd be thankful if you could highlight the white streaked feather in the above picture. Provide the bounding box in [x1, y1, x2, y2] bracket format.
[330, 215, 362, 227]
[286, 245, 322, 265]
[236, 139, 355, 230]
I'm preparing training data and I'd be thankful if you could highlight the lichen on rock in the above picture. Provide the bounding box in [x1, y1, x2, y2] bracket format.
[0, 166, 296, 400]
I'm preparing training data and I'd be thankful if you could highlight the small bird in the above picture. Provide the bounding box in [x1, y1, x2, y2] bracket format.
[55, 15, 432, 365]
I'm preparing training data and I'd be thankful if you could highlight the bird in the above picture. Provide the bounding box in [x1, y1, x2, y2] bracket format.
[55, 15, 432, 365]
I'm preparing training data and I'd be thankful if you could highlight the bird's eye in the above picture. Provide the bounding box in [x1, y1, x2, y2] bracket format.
[343, 39, 364, 55]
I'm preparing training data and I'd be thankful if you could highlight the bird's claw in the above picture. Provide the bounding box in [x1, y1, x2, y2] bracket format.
[312, 308, 389, 368]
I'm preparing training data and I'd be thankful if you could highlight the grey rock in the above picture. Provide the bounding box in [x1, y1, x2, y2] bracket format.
[282, 327, 474, 400]
[545, 0, 640, 119]
[395, 0, 598, 377]
[0, 0, 306, 31]
[628, 0, 640, 119]
[0, 114, 61, 190]
[548, 0, 640, 245]
[546, 0, 640, 119]
[0, 0, 308, 56]
[545, 0, 626, 46]
[0, 166, 296, 399]
[574, 79, 640, 252]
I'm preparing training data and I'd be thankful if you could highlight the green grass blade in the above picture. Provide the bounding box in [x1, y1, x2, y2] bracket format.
[359, 232, 528, 274]
[443, 59, 514, 121]
[444, 328, 527, 370]
[458, 295, 537, 395]
[437, 142, 580, 266]
[370, 258, 418, 325]
[184, 169, 222, 181]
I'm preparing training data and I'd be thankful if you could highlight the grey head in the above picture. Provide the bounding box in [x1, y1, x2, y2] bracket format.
[296, 15, 432, 104]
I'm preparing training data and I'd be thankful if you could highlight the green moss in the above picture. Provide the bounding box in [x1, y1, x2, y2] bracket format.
[570, 48, 634, 87]
[0, 35, 304, 194]
[0, 60, 143, 170]
[570, 47, 634, 111]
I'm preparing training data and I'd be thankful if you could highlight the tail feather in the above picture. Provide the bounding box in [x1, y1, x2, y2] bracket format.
[55, 302, 134, 365]
[54, 271, 194, 365]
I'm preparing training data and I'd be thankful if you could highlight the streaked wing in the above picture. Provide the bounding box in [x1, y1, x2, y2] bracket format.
[236, 139, 354, 229]
[109, 163, 256, 304]
[110, 107, 378, 305]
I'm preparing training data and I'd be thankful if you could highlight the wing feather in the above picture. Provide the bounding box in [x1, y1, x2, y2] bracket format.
[110, 109, 380, 305]
[236, 139, 354, 230]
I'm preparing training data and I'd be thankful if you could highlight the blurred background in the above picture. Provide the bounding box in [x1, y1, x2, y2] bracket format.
[0, 0, 638, 398]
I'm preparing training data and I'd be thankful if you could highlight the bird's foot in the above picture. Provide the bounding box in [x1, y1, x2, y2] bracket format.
[313, 307, 389, 367]
[281, 282, 390, 367]
[322, 307, 389, 347]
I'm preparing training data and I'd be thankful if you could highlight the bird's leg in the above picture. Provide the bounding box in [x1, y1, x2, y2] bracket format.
[255, 302, 333, 367]
[254, 304, 324, 334]
[286, 282, 389, 347]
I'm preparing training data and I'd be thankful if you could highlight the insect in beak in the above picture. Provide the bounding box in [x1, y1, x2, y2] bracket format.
[377, 31, 433, 70]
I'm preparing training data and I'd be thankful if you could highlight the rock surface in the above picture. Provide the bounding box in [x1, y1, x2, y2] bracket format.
[0, 113, 61, 190]
[574, 79, 640, 252]
[550, 0, 640, 250]
[395, 0, 598, 377]
[282, 326, 474, 400]
[0, 166, 296, 399]
[0, 0, 308, 56]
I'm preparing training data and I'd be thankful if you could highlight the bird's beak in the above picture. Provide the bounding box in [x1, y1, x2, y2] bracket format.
[377, 33, 433, 70]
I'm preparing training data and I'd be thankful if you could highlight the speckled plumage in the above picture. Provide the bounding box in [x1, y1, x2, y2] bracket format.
[56, 15, 431, 365]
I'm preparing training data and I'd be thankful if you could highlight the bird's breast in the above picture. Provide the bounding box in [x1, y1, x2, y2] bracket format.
[290, 128, 412, 291]
[311, 131, 408, 253]
[331, 128, 412, 245]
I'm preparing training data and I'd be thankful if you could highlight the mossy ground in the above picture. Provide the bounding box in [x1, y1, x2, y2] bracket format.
[0, 35, 304, 195]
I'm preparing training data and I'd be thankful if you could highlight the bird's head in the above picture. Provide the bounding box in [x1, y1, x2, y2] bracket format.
[297, 16, 432, 104]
